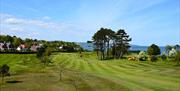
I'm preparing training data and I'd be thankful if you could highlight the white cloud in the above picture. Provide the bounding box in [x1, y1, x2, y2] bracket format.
[4, 18, 25, 25]
[0, 13, 87, 41]
[42, 16, 51, 20]
[27, 32, 39, 38]
[8, 27, 24, 32]
[0, 13, 69, 31]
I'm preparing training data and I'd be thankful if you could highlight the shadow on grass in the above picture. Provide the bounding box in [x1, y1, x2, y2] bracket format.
[6, 80, 23, 83]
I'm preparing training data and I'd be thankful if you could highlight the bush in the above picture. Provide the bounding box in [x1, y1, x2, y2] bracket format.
[44, 47, 52, 56]
[0, 64, 10, 83]
[149, 55, 158, 62]
[168, 48, 177, 58]
[0, 64, 10, 76]
[161, 52, 167, 61]
[175, 51, 180, 62]
[147, 44, 161, 55]
[36, 46, 46, 58]
[138, 51, 147, 61]
[128, 56, 136, 61]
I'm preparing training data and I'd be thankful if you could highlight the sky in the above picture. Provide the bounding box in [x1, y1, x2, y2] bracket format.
[0, 0, 180, 46]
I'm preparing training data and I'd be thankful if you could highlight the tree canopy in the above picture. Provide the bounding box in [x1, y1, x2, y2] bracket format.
[147, 44, 161, 55]
[92, 28, 131, 60]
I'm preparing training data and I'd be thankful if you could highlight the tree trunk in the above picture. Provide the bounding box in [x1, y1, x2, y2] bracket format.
[59, 71, 62, 81]
[102, 51, 105, 60]
[120, 51, 123, 58]
[107, 41, 109, 59]
[96, 50, 99, 56]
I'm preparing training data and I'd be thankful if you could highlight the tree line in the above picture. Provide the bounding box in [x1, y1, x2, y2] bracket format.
[0, 35, 83, 52]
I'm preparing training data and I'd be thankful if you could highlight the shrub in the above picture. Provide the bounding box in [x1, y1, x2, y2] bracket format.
[147, 44, 161, 55]
[0, 64, 10, 83]
[174, 51, 180, 62]
[41, 56, 51, 66]
[149, 55, 158, 62]
[0, 64, 10, 76]
[44, 47, 52, 56]
[138, 51, 147, 61]
[128, 56, 136, 61]
[161, 52, 167, 61]
[36, 46, 46, 58]
[168, 48, 177, 58]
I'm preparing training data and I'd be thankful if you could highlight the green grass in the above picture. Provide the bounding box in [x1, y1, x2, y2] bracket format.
[0, 53, 180, 91]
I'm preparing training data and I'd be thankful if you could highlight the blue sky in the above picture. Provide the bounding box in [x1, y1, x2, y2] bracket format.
[0, 0, 179, 46]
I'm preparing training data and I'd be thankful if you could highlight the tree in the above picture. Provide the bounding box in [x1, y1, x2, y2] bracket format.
[12, 37, 22, 47]
[161, 52, 167, 61]
[92, 28, 131, 59]
[165, 45, 180, 54]
[175, 51, 180, 63]
[44, 47, 52, 56]
[24, 38, 33, 48]
[174, 44, 180, 50]
[105, 29, 115, 58]
[114, 29, 131, 58]
[57, 61, 66, 81]
[36, 46, 52, 66]
[36, 46, 46, 58]
[92, 28, 113, 60]
[147, 44, 161, 55]
[6, 35, 14, 43]
[0, 64, 10, 84]
[165, 45, 173, 54]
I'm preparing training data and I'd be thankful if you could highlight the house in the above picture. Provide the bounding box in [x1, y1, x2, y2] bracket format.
[0, 42, 4, 51]
[30, 43, 43, 52]
[16, 44, 27, 52]
[30, 44, 37, 51]
[0, 42, 15, 52]
[59, 45, 75, 52]
[16, 46, 21, 51]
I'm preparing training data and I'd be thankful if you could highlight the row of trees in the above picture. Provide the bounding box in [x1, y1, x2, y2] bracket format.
[92, 28, 131, 60]
[0, 35, 22, 48]
[137, 44, 180, 62]
[0, 35, 83, 52]
[165, 45, 180, 54]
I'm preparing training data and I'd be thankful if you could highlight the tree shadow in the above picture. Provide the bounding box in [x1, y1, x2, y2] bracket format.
[6, 80, 23, 83]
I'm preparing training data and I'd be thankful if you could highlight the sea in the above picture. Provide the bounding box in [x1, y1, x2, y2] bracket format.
[77, 42, 166, 53]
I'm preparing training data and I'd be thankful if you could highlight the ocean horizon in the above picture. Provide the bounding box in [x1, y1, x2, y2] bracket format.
[78, 42, 166, 53]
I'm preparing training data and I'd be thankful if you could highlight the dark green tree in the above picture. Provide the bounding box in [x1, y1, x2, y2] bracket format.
[0, 64, 10, 84]
[92, 28, 106, 60]
[92, 28, 131, 59]
[92, 28, 114, 60]
[37, 46, 52, 66]
[147, 44, 161, 55]
[6, 35, 14, 42]
[175, 51, 180, 63]
[114, 29, 131, 58]
[12, 37, 22, 47]
[36, 46, 46, 58]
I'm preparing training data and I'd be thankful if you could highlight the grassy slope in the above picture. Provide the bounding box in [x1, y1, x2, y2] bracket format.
[0, 53, 180, 91]
[52, 53, 180, 91]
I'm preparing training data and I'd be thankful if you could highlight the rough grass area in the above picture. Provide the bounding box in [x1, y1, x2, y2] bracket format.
[0, 53, 180, 91]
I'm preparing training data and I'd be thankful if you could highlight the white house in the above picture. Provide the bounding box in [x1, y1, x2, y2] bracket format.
[16, 47, 21, 51]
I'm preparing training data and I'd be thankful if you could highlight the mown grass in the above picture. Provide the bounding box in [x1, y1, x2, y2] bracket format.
[0, 53, 180, 91]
